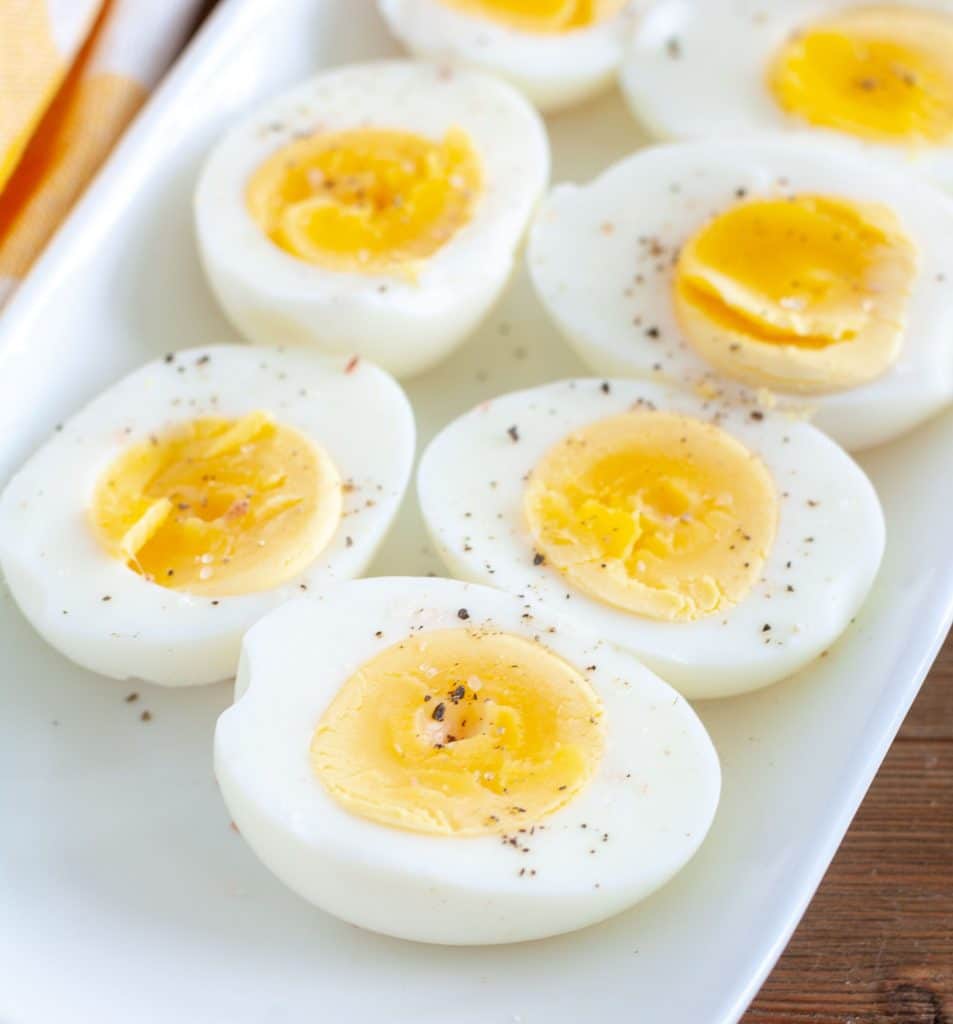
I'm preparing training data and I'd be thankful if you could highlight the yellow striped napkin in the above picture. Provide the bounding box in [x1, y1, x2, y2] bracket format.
[0, 0, 207, 306]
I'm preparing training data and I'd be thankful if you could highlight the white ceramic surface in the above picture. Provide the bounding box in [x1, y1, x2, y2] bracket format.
[1, 2, 951, 1022]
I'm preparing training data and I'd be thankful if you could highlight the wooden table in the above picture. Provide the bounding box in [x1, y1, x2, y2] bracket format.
[745, 633, 953, 1022]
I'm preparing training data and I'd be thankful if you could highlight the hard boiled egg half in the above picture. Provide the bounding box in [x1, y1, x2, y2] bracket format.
[214, 577, 720, 944]
[621, 0, 953, 191]
[0, 346, 414, 687]
[419, 379, 884, 698]
[528, 136, 953, 451]
[378, 0, 639, 113]
[195, 61, 549, 379]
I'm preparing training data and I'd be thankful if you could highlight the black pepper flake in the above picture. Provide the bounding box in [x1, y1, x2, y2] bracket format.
[749, 410, 764, 421]
[196, 354, 210, 366]
[101, 595, 112, 602]
[666, 37, 682, 58]
[125, 692, 139, 703]
[140, 710, 152, 722]
[423, 694, 432, 702]
[533, 552, 545, 566]
[761, 623, 772, 632]
[645, 326, 661, 339]
[457, 608, 470, 620]
[345, 536, 354, 547]
[450, 684, 466, 702]
[432, 702, 446, 722]
[600, 381, 611, 394]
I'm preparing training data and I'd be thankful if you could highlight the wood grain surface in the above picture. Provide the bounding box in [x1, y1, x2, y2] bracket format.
[745, 632, 953, 1023]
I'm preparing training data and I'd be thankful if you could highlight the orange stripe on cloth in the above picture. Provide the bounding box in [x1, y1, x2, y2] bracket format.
[0, 0, 75, 192]
[0, 3, 146, 282]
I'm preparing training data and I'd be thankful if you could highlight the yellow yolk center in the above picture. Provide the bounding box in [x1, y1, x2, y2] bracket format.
[674, 194, 918, 394]
[437, 0, 625, 32]
[90, 412, 341, 597]
[311, 629, 604, 836]
[524, 410, 777, 622]
[769, 5, 953, 145]
[246, 128, 482, 274]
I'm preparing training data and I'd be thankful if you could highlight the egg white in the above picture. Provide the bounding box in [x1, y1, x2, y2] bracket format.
[418, 378, 885, 698]
[0, 345, 415, 687]
[620, 0, 953, 191]
[195, 60, 549, 379]
[528, 136, 953, 451]
[378, 0, 639, 113]
[214, 576, 721, 944]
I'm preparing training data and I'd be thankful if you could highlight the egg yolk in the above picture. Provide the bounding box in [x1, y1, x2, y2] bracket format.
[437, 0, 625, 32]
[90, 411, 341, 596]
[524, 410, 777, 622]
[674, 194, 918, 394]
[768, 6, 953, 145]
[246, 128, 481, 274]
[311, 628, 604, 836]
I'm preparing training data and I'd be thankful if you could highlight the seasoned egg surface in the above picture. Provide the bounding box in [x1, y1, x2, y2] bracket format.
[195, 61, 549, 379]
[528, 137, 953, 450]
[418, 379, 884, 698]
[0, 346, 414, 687]
[621, 0, 953, 190]
[378, 0, 638, 113]
[214, 577, 720, 944]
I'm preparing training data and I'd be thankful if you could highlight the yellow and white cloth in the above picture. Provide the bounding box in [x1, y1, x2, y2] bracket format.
[0, 0, 206, 306]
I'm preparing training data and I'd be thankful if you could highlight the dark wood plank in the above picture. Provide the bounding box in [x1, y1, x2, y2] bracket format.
[900, 641, 953, 741]
[745, 633, 953, 1023]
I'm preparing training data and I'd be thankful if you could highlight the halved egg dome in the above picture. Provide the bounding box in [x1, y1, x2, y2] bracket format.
[620, 0, 953, 191]
[528, 136, 953, 450]
[418, 378, 884, 698]
[195, 60, 549, 379]
[214, 577, 721, 943]
[378, 0, 637, 113]
[0, 345, 414, 686]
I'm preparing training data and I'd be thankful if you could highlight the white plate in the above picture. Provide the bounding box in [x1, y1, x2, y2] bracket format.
[1, 2, 951, 1022]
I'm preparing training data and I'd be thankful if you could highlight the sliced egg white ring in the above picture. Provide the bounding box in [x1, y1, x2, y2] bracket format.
[196, 60, 549, 379]
[621, 0, 953, 191]
[214, 577, 721, 945]
[528, 136, 953, 451]
[418, 378, 885, 699]
[377, 0, 639, 113]
[0, 346, 415, 687]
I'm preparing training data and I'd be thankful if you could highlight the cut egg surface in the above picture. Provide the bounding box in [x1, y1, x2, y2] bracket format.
[214, 577, 721, 944]
[0, 346, 414, 687]
[195, 60, 549, 379]
[528, 137, 953, 451]
[621, 0, 953, 190]
[418, 379, 885, 698]
[377, 0, 638, 112]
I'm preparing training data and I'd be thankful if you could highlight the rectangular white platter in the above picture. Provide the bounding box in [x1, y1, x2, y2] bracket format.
[2, 1, 952, 1022]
